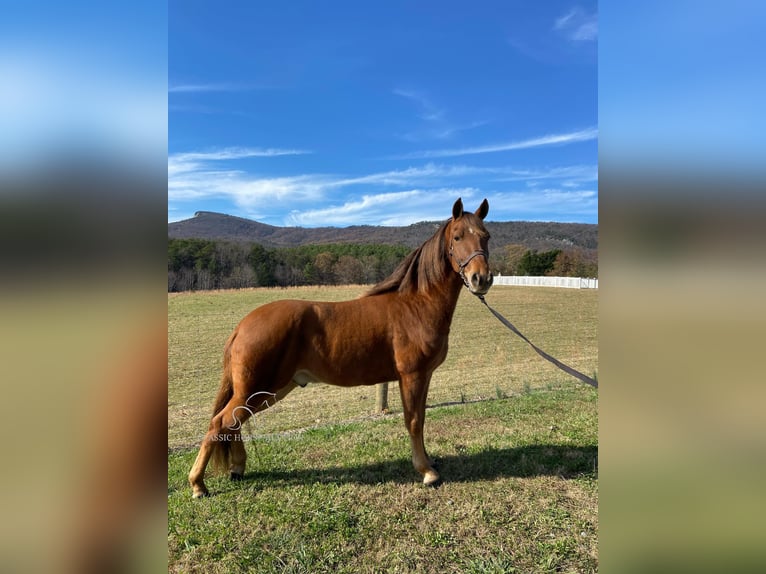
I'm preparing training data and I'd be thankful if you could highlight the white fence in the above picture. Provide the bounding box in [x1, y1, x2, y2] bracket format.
[493, 275, 598, 289]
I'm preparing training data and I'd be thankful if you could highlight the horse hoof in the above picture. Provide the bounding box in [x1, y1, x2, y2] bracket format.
[230, 472, 244, 481]
[191, 489, 210, 499]
[423, 471, 442, 488]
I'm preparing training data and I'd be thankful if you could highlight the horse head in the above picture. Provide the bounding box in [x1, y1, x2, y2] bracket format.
[447, 198, 493, 295]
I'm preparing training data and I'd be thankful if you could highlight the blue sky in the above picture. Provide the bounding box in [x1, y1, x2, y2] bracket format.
[169, 1, 597, 226]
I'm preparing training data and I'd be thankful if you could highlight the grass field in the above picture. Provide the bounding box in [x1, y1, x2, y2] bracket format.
[168, 285, 598, 572]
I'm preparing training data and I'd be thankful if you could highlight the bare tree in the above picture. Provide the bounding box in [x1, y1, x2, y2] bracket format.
[334, 255, 365, 285]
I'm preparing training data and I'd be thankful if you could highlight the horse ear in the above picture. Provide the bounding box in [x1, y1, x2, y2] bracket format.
[452, 198, 464, 220]
[475, 198, 489, 220]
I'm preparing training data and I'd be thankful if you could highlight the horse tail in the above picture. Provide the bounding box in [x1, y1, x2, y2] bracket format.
[213, 330, 236, 416]
[211, 330, 237, 473]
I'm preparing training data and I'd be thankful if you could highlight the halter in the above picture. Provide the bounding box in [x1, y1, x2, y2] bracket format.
[449, 239, 489, 290]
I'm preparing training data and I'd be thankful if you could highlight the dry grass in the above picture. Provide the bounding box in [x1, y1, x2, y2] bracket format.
[168, 285, 597, 448]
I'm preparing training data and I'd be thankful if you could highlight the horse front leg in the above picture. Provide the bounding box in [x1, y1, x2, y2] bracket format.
[399, 372, 440, 486]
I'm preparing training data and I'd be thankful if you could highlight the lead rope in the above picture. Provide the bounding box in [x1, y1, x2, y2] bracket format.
[475, 293, 598, 389]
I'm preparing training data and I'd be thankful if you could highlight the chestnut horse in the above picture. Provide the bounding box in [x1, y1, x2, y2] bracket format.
[189, 198, 493, 497]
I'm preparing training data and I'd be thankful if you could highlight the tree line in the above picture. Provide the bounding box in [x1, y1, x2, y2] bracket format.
[491, 244, 598, 278]
[168, 238, 597, 292]
[168, 239, 410, 292]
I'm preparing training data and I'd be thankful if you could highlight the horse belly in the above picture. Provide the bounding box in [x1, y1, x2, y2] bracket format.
[299, 302, 398, 387]
[292, 369, 320, 387]
[302, 348, 398, 387]
[308, 335, 398, 386]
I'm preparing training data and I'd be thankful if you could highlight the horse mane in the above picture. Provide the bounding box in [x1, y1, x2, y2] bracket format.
[364, 220, 450, 297]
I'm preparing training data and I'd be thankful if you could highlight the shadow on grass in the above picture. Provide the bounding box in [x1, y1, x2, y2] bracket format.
[227, 444, 597, 490]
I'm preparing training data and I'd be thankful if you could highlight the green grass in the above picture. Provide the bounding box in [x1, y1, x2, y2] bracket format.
[168, 285, 598, 572]
[169, 388, 598, 573]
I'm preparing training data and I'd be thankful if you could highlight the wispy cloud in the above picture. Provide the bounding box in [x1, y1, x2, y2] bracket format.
[491, 188, 598, 220]
[168, 82, 263, 93]
[331, 163, 598, 187]
[286, 189, 480, 227]
[398, 120, 491, 143]
[168, 147, 311, 178]
[390, 127, 598, 159]
[169, 170, 330, 204]
[168, 144, 598, 225]
[554, 7, 598, 42]
[393, 88, 445, 122]
[329, 163, 485, 187]
[392, 88, 489, 142]
[171, 146, 310, 164]
[287, 186, 597, 226]
[168, 147, 322, 210]
[168, 159, 475, 205]
[490, 164, 598, 184]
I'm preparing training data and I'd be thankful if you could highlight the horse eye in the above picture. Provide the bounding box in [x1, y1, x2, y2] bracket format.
[454, 235, 461, 242]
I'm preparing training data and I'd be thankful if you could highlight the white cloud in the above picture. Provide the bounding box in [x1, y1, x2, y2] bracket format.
[330, 163, 488, 187]
[287, 189, 480, 227]
[168, 145, 598, 225]
[169, 159, 487, 207]
[168, 82, 268, 93]
[171, 146, 309, 163]
[490, 188, 598, 220]
[169, 170, 329, 204]
[168, 147, 311, 181]
[168, 147, 325, 211]
[169, 83, 235, 93]
[541, 188, 597, 202]
[491, 164, 598, 183]
[288, 190, 422, 226]
[554, 7, 598, 42]
[391, 127, 598, 159]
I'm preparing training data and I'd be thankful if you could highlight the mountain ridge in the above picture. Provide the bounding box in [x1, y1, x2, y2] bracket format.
[168, 211, 597, 253]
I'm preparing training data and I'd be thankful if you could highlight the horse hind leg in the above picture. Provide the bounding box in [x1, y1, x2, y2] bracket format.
[228, 381, 299, 479]
[225, 392, 265, 480]
[188, 419, 225, 498]
[227, 427, 247, 481]
[187, 396, 258, 497]
[228, 380, 303, 479]
[188, 442, 212, 498]
[188, 381, 300, 498]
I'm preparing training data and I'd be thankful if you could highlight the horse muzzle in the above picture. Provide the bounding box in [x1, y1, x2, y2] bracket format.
[459, 251, 493, 295]
[453, 248, 493, 295]
[467, 268, 493, 295]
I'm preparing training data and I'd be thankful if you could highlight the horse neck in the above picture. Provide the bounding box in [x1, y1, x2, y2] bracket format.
[415, 251, 465, 326]
[436, 276, 464, 328]
[437, 226, 465, 313]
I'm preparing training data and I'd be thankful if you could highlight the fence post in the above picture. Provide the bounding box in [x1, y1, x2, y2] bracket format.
[376, 382, 389, 412]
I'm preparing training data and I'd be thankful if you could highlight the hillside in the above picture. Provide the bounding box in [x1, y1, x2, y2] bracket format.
[168, 211, 598, 253]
